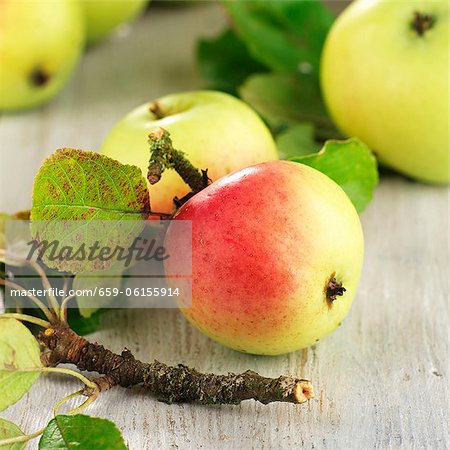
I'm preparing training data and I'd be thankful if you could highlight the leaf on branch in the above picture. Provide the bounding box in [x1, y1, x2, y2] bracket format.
[73, 269, 122, 318]
[0, 318, 42, 412]
[291, 138, 379, 213]
[32, 149, 150, 222]
[0, 418, 25, 450]
[66, 308, 105, 336]
[30, 149, 150, 273]
[225, 0, 334, 74]
[239, 72, 339, 139]
[197, 28, 267, 95]
[276, 123, 321, 160]
[38, 415, 127, 450]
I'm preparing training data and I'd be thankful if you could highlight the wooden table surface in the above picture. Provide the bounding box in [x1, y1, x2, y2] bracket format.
[1, 4, 448, 449]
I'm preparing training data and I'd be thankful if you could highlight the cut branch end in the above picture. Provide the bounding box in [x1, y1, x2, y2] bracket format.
[294, 380, 315, 404]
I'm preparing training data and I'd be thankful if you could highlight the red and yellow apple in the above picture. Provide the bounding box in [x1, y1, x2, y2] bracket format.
[100, 91, 278, 214]
[164, 161, 364, 355]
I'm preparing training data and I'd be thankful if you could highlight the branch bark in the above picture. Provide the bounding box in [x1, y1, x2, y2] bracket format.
[147, 128, 211, 194]
[39, 323, 314, 405]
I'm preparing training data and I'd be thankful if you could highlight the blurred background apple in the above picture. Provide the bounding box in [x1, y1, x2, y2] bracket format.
[0, 0, 85, 111]
[81, 0, 149, 45]
[0, 0, 151, 111]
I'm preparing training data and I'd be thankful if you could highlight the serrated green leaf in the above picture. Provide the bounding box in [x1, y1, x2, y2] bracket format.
[39, 415, 127, 450]
[197, 28, 266, 95]
[291, 139, 379, 213]
[0, 318, 42, 412]
[276, 123, 321, 159]
[0, 418, 26, 450]
[239, 72, 339, 138]
[32, 149, 150, 222]
[31, 149, 149, 273]
[225, 0, 334, 74]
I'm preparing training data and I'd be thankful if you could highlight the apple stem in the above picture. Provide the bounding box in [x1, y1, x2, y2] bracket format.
[39, 322, 314, 405]
[149, 101, 165, 119]
[411, 11, 435, 36]
[147, 128, 211, 205]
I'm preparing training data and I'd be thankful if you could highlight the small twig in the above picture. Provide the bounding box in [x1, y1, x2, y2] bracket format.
[68, 392, 98, 414]
[0, 313, 50, 328]
[0, 278, 54, 321]
[147, 128, 211, 194]
[61, 277, 69, 299]
[0, 383, 96, 447]
[0, 365, 97, 390]
[53, 390, 85, 416]
[53, 389, 98, 417]
[60, 294, 77, 321]
[0, 427, 45, 447]
[27, 259, 60, 315]
[0, 249, 61, 316]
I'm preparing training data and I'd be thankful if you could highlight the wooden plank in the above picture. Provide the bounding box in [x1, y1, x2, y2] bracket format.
[1, 3, 448, 449]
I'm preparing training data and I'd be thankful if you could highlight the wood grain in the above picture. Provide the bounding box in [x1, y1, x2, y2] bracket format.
[0, 3, 448, 449]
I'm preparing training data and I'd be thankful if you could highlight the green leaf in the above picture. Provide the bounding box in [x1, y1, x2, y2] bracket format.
[32, 149, 150, 222]
[73, 269, 122, 318]
[6, 308, 105, 337]
[31, 149, 150, 273]
[276, 123, 321, 159]
[291, 139, 379, 213]
[239, 72, 339, 138]
[197, 28, 266, 95]
[39, 415, 127, 450]
[0, 318, 42, 412]
[225, 0, 334, 74]
[0, 418, 26, 450]
[5, 307, 103, 337]
[66, 308, 106, 336]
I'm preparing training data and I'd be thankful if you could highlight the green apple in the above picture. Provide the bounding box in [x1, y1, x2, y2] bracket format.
[0, 0, 85, 111]
[81, 0, 147, 45]
[164, 161, 364, 355]
[321, 0, 449, 183]
[101, 90, 279, 214]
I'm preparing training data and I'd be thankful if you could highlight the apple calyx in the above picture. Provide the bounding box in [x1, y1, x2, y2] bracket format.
[326, 276, 346, 302]
[411, 11, 435, 36]
[147, 128, 211, 207]
[30, 68, 51, 87]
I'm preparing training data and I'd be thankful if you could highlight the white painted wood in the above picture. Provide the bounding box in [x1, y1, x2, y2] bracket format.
[0, 3, 448, 449]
